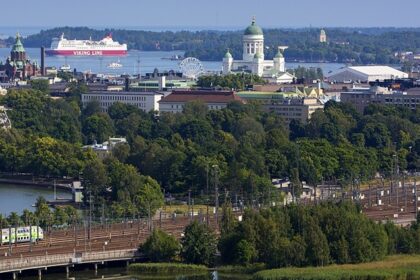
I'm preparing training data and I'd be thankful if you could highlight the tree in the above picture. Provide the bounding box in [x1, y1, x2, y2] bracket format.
[234, 239, 257, 265]
[7, 212, 22, 227]
[53, 207, 69, 226]
[21, 209, 35, 225]
[220, 202, 237, 236]
[140, 229, 180, 262]
[112, 143, 130, 162]
[181, 221, 217, 265]
[136, 176, 164, 218]
[34, 196, 52, 228]
[83, 113, 115, 143]
[304, 218, 330, 266]
[82, 157, 109, 201]
[31, 79, 50, 94]
[64, 206, 80, 225]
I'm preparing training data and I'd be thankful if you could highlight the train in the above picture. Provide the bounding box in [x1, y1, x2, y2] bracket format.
[0, 226, 44, 245]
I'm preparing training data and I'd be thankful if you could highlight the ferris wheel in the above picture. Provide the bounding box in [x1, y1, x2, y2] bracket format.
[179, 57, 205, 79]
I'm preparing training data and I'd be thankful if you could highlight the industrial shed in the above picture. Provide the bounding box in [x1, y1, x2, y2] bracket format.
[327, 66, 408, 83]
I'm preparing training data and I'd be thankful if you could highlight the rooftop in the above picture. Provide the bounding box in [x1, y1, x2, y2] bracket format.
[159, 90, 242, 104]
[83, 91, 162, 96]
[348, 66, 407, 76]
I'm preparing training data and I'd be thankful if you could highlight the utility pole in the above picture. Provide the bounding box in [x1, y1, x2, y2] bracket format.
[29, 223, 32, 252]
[212, 165, 219, 228]
[206, 163, 209, 226]
[415, 180, 418, 218]
[54, 179, 57, 201]
[8, 225, 12, 255]
[188, 189, 192, 221]
[403, 174, 407, 209]
[88, 191, 92, 241]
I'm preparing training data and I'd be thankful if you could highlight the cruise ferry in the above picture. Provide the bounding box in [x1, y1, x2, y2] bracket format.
[46, 33, 127, 56]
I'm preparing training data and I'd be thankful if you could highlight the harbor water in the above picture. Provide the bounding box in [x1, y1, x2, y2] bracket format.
[0, 47, 345, 76]
[0, 183, 72, 215]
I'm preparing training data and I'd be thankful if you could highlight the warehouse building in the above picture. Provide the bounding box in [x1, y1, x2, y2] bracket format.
[327, 66, 408, 83]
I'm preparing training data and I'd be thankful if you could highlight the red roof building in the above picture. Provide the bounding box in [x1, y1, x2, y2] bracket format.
[159, 90, 243, 113]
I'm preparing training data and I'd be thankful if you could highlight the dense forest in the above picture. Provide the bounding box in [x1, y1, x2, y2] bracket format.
[219, 202, 420, 267]
[138, 202, 420, 268]
[0, 84, 419, 215]
[7, 27, 420, 64]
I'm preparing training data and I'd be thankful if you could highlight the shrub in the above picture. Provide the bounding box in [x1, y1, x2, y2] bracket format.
[181, 221, 217, 266]
[128, 263, 207, 275]
[139, 229, 180, 262]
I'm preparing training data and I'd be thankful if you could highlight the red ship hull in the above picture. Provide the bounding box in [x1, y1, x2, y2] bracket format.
[45, 50, 127, 56]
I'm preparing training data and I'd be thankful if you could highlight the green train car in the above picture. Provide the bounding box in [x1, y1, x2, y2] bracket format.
[0, 226, 44, 244]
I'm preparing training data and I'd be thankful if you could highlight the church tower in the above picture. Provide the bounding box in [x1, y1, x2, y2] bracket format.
[11, 33, 27, 61]
[243, 17, 264, 62]
[222, 49, 233, 74]
[320, 29, 327, 43]
[253, 52, 264, 76]
[273, 47, 285, 73]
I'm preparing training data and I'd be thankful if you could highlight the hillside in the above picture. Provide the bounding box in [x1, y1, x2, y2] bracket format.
[5, 27, 420, 64]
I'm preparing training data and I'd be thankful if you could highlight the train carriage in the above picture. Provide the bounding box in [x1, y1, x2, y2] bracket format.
[0, 226, 44, 244]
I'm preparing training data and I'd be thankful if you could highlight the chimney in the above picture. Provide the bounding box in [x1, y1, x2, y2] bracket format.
[125, 77, 130, 92]
[40, 47, 45, 76]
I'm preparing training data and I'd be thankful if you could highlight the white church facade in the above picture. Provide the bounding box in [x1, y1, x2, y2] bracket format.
[222, 18, 294, 84]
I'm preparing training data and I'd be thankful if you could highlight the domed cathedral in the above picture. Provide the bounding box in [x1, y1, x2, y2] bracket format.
[0, 33, 39, 82]
[223, 17, 294, 84]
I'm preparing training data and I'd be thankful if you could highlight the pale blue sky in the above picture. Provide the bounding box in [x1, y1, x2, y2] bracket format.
[1, 0, 419, 28]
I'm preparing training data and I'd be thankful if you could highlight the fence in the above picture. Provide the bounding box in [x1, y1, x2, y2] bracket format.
[0, 249, 137, 274]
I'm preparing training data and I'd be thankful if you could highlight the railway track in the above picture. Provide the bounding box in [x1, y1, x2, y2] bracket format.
[359, 183, 419, 224]
[0, 215, 217, 260]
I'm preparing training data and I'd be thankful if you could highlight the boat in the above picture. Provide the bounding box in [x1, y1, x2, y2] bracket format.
[107, 59, 123, 69]
[59, 64, 71, 72]
[46, 33, 127, 56]
[162, 54, 184, 61]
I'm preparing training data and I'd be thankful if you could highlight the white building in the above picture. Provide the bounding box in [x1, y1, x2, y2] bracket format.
[319, 29, 327, 43]
[82, 137, 127, 159]
[327, 66, 408, 83]
[222, 18, 294, 84]
[159, 90, 242, 113]
[81, 91, 164, 112]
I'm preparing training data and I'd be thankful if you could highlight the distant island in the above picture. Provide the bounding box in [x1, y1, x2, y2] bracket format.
[4, 26, 420, 64]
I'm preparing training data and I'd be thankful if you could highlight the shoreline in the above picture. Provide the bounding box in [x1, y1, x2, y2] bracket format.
[0, 178, 73, 192]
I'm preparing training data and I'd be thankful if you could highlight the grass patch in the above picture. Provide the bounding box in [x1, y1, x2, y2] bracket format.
[128, 263, 208, 275]
[218, 263, 266, 274]
[253, 255, 420, 280]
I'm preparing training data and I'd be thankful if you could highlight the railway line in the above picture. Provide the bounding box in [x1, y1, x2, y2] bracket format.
[358, 181, 419, 225]
[0, 214, 215, 261]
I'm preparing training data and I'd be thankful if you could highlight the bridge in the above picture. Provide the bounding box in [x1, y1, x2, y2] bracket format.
[0, 213, 218, 279]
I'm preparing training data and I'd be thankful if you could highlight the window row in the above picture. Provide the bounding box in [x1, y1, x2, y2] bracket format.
[85, 95, 147, 101]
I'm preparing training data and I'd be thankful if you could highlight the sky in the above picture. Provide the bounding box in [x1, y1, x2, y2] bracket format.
[1, 0, 420, 29]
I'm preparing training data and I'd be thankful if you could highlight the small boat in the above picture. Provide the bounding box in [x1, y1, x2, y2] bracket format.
[59, 64, 71, 72]
[161, 54, 183, 61]
[107, 59, 123, 69]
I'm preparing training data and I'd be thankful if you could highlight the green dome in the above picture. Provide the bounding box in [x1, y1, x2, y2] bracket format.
[12, 33, 25, 53]
[254, 52, 263, 59]
[274, 50, 283, 58]
[244, 18, 263, 36]
[224, 49, 232, 59]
